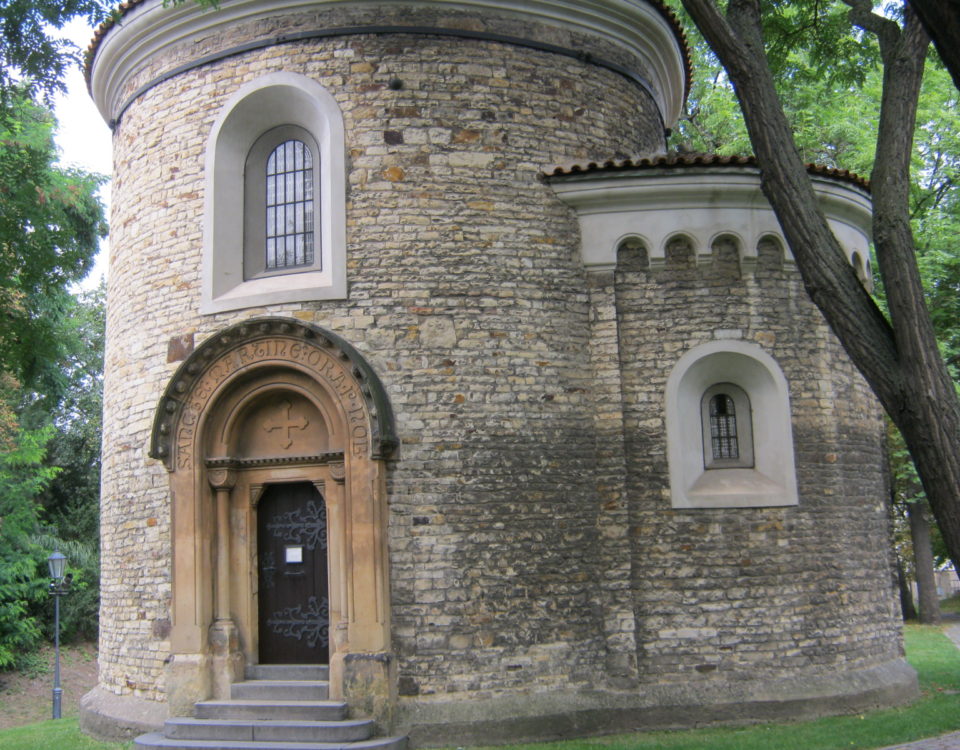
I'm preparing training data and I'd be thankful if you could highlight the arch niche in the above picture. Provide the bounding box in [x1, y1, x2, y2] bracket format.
[149, 318, 397, 718]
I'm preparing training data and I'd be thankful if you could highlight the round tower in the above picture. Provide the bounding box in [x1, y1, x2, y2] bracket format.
[82, 1, 915, 744]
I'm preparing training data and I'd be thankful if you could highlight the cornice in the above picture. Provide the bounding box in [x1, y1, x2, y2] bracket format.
[87, 0, 688, 128]
[549, 161, 873, 278]
[544, 153, 871, 191]
[206, 452, 345, 468]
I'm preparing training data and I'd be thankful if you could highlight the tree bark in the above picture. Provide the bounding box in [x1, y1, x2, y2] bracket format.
[908, 501, 942, 624]
[681, 0, 960, 577]
[908, 0, 960, 91]
[896, 555, 918, 621]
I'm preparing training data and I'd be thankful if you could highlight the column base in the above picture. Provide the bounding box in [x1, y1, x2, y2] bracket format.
[209, 619, 245, 699]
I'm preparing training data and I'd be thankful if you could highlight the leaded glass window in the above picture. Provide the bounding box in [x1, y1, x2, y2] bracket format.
[265, 139, 314, 270]
[709, 394, 739, 460]
[700, 382, 754, 470]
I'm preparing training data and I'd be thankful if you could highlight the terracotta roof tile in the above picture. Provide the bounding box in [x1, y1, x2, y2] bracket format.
[543, 153, 870, 191]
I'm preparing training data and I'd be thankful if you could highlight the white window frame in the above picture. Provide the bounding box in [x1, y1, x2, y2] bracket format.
[665, 340, 798, 508]
[202, 73, 346, 314]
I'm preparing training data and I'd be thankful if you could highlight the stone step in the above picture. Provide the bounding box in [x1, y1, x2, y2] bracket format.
[134, 663, 406, 750]
[133, 734, 408, 750]
[245, 664, 330, 682]
[164, 717, 375, 742]
[194, 699, 348, 722]
[230, 680, 330, 701]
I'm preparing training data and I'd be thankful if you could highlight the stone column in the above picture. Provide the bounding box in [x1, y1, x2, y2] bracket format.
[207, 465, 244, 698]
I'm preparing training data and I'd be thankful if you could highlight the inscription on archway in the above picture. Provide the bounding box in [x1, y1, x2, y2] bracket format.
[172, 338, 370, 471]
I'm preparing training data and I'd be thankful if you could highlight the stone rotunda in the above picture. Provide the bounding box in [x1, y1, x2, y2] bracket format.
[81, 0, 917, 747]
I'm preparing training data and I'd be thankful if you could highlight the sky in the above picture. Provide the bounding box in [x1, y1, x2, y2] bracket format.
[53, 18, 114, 288]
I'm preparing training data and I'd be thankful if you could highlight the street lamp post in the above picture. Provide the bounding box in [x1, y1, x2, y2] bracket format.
[47, 549, 70, 720]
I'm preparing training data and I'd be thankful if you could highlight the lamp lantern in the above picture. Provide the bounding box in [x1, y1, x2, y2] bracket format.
[48, 550, 66, 582]
[47, 548, 69, 720]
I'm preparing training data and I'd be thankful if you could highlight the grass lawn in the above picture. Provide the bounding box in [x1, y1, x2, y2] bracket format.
[0, 624, 956, 750]
[0, 719, 133, 750]
[468, 624, 960, 750]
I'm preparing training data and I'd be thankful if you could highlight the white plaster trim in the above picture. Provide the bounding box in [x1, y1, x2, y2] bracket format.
[202, 72, 347, 314]
[551, 168, 873, 280]
[88, 0, 686, 127]
[665, 340, 798, 509]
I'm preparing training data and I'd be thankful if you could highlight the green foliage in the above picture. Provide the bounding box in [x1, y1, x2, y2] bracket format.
[759, 0, 882, 90]
[30, 532, 99, 643]
[0, 0, 108, 109]
[0, 87, 106, 666]
[0, 423, 58, 668]
[669, 0, 880, 173]
[41, 285, 104, 543]
[0, 0, 207, 670]
[0, 91, 107, 404]
[912, 63, 960, 384]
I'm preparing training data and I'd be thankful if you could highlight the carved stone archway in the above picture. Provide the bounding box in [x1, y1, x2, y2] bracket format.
[150, 318, 397, 722]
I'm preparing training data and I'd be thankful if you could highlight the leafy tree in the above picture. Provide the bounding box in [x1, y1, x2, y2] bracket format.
[30, 531, 100, 643]
[678, 0, 960, 575]
[0, 82, 105, 662]
[0, 90, 106, 403]
[0, 269, 104, 664]
[41, 285, 105, 543]
[0, 0, 227, 661]
[889, 421, 942, 623]
[0, 1, 107, 112]
[28, 289, 106, 643]
[0, 415, 58, 667]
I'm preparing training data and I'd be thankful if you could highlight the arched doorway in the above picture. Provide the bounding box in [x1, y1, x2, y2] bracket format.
[149, 318, 397, 719]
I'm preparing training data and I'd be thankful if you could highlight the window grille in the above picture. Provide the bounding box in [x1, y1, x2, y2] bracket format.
[266, 139, 314, 269]
[709, 393, 739, 460]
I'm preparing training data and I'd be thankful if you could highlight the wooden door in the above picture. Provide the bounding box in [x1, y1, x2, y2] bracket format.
[257, 482, 330, 664]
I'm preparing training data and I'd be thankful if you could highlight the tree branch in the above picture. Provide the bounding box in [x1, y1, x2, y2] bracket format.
[841, 0, 901, 46]
[909, 0, 960, 91]
[683, 0, 903, 402]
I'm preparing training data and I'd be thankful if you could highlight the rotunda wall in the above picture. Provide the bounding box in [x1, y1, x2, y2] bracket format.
[99, 25, 663, 705]
[615, 237, 901, 683]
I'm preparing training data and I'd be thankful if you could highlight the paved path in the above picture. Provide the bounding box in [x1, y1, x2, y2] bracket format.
[875, 619, 960, 750]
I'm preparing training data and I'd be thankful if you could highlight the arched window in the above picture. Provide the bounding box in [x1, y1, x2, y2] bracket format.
[700, 383, 753, 469]
[709, 393, 738, 458]
[266, 138, 314, 270]
[665, 341, 797, 508]
[244, 126, 321, 280]
[203, 73, 346, 314]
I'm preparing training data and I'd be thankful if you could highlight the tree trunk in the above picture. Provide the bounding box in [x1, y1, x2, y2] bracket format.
[908, 502, 942, 624]
[908, 0, 960, 91]
[681, 0, 960, 578]
[896, 555, 918, 621]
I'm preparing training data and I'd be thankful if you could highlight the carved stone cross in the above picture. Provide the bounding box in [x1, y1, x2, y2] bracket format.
[263, 399, 310, 449]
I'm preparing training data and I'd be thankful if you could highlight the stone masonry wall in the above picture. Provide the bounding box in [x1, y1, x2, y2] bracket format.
[615, 238, 902, 686]
[98, 1, 904, 727]
[100, 13, 663, 704]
